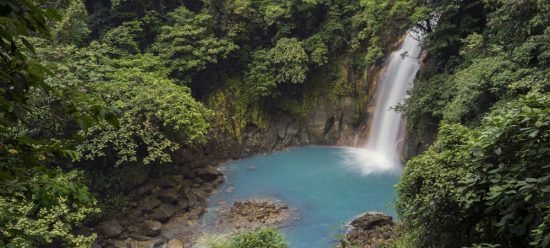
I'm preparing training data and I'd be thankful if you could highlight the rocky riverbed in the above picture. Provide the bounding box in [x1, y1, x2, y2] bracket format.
[92, 166, 223, 248]
[340, 212, 398, 248]
[212, 199, 296, 232]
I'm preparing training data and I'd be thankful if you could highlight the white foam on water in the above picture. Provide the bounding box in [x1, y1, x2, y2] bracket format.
[351, 30, 424, 175]
[341, 148, 402, 176]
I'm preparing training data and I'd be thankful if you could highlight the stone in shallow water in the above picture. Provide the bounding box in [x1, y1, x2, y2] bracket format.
[212, 199, 295, 232]
[197, 166, 222, 181]
[350, 212, 393, 230]
[341, 212, 397, 248]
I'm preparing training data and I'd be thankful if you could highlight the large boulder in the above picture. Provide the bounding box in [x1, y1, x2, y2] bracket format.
[105, 239, 127, 248]
[98, 220, 124, 238]
[213, 199, 295, 231]
[168, 239, 184, 248]
[141, 198, 162, 212]
[140, 220, 162, 237]
[341, 212, 397, 248]
[136, 182, 155, 196]
[151, 203, 177, 222]
[158, 188, 181, 203]
[350, 212, 394, 230]
[155, 178, 176, 188]
[196, 166, 221, 181]
[177, 199, 190, 210]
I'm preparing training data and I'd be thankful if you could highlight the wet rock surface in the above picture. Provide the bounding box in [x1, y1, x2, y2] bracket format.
[213, 199, 296, 231]
[340, 212, 398, 248]
[92, 165, 223, 247]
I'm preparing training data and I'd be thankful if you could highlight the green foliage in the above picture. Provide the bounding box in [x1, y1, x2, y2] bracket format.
[53, 0, 90, 44]
[0, 170, 99, 248]
[399, 0, 550, 247]
[397, 93, 550, 247]
[244, 38, 308, 101]
[359, 0, 417, 64]
[33, 17, 212, 167]
[1, 0, 57, 129]
[244, 49, 278, 100]
[0, 2, 103, 247]
[101, 20, 143, 55]
[263, 4, 288, 26]
[405, 0, 549, 136]
[78, 69, 211, 166]
[303, 34, 329, 66]
[270, 38, 308, 84]
[152, 6, 238, 83]
[208, 228, 288, 248]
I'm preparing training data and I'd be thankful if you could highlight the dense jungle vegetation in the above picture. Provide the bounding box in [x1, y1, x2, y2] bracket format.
[397, 0, 549, 247]
[0, 0, 548, 247]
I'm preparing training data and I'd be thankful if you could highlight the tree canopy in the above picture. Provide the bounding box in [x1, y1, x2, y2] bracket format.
[397, 0, 549, 247]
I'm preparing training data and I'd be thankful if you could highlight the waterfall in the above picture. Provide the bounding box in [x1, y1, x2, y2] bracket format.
[344, 30, 424, 175]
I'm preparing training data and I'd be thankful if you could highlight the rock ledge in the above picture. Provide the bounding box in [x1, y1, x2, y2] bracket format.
[340, 212, 398, 248]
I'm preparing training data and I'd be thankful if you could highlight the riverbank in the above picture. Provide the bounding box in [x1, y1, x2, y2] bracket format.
[92, 165, 223, 247]
[89, 27, 416, 248]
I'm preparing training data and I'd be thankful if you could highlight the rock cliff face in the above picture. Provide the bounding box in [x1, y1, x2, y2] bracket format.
[195, 55, 382, 161]
[92, 164, 223, 248]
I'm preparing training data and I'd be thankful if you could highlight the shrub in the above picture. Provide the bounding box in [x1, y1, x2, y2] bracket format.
[208, 228, 288, 248]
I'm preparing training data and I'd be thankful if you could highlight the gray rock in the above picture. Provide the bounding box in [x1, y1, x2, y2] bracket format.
[130, 233, 151, 241]
[168, 239, 184, 248]
[158, 188, 180, 203]
[193, 177, 205, 184]
[153, 240, 166, 248]
[276, 124, 287, 139]
[118, 231, 130, 240]
[141, 198, 162, 212]
[196, 167, 221, 181]
[106, 239, 127, 248]
[98, 220, 124, 238]
[350, 212, 393, 230]
[140, 220, 162, 237]
[156, 178, 176, 188]
[136, 182, 155, 196]
[342, 212, 397, 247]
[177, 199, 189, 210]
[151, 204, 177, 222]
[91, 241, 102, 248]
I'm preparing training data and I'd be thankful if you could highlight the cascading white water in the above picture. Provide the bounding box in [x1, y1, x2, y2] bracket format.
[344, 30, 424, 175]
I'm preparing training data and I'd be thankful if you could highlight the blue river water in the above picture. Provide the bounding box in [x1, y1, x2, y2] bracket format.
[200, 146, 401, 248]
